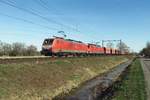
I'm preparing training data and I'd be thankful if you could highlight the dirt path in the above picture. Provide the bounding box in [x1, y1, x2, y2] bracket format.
[140, 58, 150, 100]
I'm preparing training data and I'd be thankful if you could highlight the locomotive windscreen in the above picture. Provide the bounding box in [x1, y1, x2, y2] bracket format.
[43, 39, 54, 45]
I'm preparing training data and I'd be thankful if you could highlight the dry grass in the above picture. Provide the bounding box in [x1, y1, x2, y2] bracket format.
[0, 56, 131, 100]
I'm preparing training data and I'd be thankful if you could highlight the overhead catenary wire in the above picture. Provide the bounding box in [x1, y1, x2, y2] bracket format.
[0, 12, 58, 30]
[23, 0, 79, 32]
[32, 0, 80, 32]
[37, 0, 63, 15]
[0, 0, 78, 31]
[0, 0, 62, 25]
[33, 0, 51, 13]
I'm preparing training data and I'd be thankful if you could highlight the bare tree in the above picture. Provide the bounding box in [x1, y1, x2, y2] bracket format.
[117, 42, 129, 53]
[11, 42, 26, 56]
[146, 42, 150, 49]
[26, 45, 38, 56]
[3, 43, 12, 56]
[0, 41, 3, 56]
[140, 42, 150, 57]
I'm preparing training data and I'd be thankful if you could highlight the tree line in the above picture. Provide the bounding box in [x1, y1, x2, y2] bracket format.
[0, 41, 40, 56]
[140, 42, 150, 57]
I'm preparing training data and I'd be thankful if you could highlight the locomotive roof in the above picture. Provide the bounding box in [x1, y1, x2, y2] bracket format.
[88, 43, 101, 47]
[51, 37, 84, 43]
[66, 39, 83, 43]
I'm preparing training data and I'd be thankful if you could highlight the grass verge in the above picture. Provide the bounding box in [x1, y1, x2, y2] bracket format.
[0, 56, 130, 100]
[112, 59, 146, 100]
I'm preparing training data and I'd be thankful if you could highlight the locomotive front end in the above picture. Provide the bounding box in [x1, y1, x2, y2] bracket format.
[41, 38, 54, 56]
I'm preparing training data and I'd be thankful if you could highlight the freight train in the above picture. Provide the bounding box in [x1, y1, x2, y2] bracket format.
[41, 37, 123, 56]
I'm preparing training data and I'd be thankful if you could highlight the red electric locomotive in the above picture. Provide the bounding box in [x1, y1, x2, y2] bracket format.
[41, 37, 88, 56]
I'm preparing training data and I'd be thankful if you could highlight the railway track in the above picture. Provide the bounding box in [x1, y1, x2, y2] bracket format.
[0, 55, 91, 64]
[0, 56, 50, 59]
[0, 56, 53, 64]
[0, 55, 123, 64]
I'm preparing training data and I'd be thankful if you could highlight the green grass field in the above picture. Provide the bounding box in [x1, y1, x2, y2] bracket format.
[0, 56, 130, 100]
[112, 59, 146, 100]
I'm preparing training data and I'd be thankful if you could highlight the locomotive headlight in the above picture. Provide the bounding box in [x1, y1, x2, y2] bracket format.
[42, 45, 52, 49]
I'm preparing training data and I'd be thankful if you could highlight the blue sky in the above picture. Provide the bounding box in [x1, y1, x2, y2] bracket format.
[0, 0, 150, 52]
